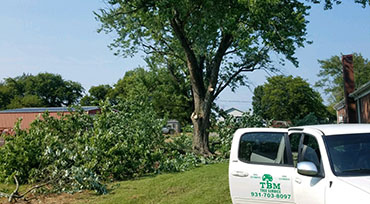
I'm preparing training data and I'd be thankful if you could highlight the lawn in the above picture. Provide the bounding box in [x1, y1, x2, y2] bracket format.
[0, 162, 231, 204]
[77, 162, 231, 204]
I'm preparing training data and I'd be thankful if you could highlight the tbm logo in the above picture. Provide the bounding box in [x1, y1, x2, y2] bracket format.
[260, 174, 281, 190]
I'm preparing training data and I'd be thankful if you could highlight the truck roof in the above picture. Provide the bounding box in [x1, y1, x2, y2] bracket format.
[290, 124, 370, 136]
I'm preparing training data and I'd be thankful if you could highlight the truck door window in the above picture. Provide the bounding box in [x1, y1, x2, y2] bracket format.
[238, 132, 289, 165]
[289, 133, 301, 167]
[301, 135, 322, 171]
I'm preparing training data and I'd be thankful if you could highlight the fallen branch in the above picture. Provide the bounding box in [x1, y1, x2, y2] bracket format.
[8, 175, 20, 202]
[0, 175, 51, 203]
[18, 181, 51, 198]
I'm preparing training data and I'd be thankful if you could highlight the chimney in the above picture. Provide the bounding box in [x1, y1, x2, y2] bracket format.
[342, 54, 357, 123]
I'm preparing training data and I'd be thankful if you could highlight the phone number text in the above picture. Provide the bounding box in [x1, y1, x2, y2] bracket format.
[250, 192, 291, 199]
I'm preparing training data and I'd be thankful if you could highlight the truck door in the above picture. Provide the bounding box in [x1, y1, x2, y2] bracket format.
[229, 128, 295, 204]
[289, 129, 327, 204]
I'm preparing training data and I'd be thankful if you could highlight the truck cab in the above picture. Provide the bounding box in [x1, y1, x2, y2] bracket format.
[229, 124, 370, 204]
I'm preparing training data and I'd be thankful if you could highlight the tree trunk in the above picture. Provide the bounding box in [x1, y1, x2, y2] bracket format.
[170, 17, 232, 156]
[191, 91, 213, 156]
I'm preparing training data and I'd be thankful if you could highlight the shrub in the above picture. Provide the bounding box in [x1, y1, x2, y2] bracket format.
[0, 98, 214, 195]
[0, 98, 165, 194]
[0, 108, 107, 194]
[216, 112, 267, 158]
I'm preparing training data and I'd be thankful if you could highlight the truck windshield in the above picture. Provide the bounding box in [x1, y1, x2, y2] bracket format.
[325, 133, 370, 176]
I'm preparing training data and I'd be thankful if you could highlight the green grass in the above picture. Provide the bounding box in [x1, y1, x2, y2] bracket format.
[0, 163, 231, 204]
[76, 162, 231, 204]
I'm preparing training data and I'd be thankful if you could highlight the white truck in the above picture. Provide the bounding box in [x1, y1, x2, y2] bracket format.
[229, 124, 370, 204]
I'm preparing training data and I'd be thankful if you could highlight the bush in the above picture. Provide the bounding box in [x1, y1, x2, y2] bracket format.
[159, 133, 215, 172]
[0, 98, 215, 195]
[215, 112, 267, 158]
[0, 99, 166, 194]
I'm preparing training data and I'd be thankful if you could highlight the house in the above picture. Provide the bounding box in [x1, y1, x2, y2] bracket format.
[0, 106, 100, 133]
[333, 54, 370, 124]
[218, 107, 244, 122]
[334, 81, 370, 123]
[350, 81, 370, 123]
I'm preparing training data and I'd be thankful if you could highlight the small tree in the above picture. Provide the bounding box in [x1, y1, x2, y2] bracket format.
[253, 75, 328, 122]
[315, 53, 370, 105]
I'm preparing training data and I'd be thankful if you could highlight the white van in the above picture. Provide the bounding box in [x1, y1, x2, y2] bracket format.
[229, 124, 370, 204]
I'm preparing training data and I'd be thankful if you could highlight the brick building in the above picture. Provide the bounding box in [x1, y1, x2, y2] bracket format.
[333, 54, 370, 123]
[0, 106, 100, 134]
[349, 81, 370, 123]
[334, 82, 370, 123]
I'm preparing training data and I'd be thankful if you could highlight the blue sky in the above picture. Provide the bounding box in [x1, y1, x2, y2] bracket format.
[0, 0, 369, 111]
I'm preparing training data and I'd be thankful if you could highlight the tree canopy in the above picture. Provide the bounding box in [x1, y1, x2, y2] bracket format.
[316, 0, 369, 9]
[95, 0, 369, 154]
[0, 73, 84, 109]
[315, 53, 370, 105]
[253, 75, 328, 122]
[96, 0, 312, 154]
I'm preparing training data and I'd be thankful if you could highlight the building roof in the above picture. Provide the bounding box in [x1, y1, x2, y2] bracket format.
[225, 107, 244, 114]
[349, 81, 370, 100]
[333, 81, 370, 111]
[0, 106, 99, 113]
[333, 99, 345, 111]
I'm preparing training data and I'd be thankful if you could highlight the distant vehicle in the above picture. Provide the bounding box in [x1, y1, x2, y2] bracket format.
[162, 119, 180, 134]
[161, 126, 175, 134]
[229, 124, 370, 204]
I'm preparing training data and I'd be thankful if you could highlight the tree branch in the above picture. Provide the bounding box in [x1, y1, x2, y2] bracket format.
[19, 181, 51, 199]
[142, 44, 186, 63]
[224, 48, 238, 56]
[0, 175, 53, 203]
[170, 12, 205, 98]
[206, 33, 233, 100]
[214, 65, 257, 99]
[8, 175, 20, 202]
[108, 1, 156, 17]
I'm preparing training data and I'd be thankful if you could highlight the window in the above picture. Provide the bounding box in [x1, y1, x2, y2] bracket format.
[325, 133, 370, 176]
[300, 134, 321, 171]
[289, 133, 301, 167]
[238, 132, 289, 165]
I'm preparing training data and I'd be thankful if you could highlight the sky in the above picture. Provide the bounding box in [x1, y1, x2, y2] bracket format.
[0, 0, 369, 111]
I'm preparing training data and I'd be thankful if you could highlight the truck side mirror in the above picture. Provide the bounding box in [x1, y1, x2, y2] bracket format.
[297, 161, 318, 176]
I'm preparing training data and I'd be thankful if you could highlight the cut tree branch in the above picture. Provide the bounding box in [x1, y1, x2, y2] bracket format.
[8, 175, 19, 202]
[0, 175, 53, 203]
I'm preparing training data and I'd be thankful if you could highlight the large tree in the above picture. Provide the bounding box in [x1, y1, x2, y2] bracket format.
[95, 0, 368, 155]
[253, 75, 328, 122]
[315, 53, 370, 105]
[0, 73, 84, 109]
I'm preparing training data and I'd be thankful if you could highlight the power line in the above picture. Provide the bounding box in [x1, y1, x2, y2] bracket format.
[217, 100, 252, 103]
